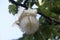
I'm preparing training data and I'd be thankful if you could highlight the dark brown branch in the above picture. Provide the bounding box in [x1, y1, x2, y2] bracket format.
[23, 0, 28, 5]
[9, 0, 60, 25]
[49, 17, 60, 24]
[38, 12, 60, 25]
[9, 0, 28, 9]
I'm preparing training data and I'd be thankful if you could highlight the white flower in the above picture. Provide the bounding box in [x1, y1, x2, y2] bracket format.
[16, 8, 39, 34]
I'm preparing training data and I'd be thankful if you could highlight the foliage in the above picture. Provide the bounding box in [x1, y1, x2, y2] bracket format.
[8, 4, 18, 15]
[8, 0, 60, 40]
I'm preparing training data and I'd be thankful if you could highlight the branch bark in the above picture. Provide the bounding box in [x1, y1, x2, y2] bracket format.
[23, 0, 28, 5]
[9, 0, 28, 9]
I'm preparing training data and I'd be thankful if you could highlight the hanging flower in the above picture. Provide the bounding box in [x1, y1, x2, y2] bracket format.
[15, 8, 39, 34]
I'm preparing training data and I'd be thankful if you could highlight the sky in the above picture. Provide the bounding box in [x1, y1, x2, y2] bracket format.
[0, 0, 40, 40]
[0, 0, 23, 40]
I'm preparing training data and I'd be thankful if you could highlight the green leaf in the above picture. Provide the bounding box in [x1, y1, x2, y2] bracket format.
[8, 4, 18, 15]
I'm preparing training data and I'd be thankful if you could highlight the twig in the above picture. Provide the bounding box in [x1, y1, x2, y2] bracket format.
[23, 0, 28, 5]
[38, 12, 60, 24]
[9, 0, 28, 9]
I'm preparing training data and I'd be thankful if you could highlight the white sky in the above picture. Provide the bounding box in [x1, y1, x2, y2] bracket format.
[0, 0, 23, 40]
[0, 0, 40, 40]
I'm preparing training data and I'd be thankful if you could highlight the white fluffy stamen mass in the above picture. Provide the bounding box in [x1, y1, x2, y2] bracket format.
[16, 8, 39, 34]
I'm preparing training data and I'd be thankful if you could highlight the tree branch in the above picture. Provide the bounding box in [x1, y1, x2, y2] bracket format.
[23, 0, 28, 5]
[9, 0, 60, 25]
[38, 12, 60, 25]
[9, 0, 28, 9]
